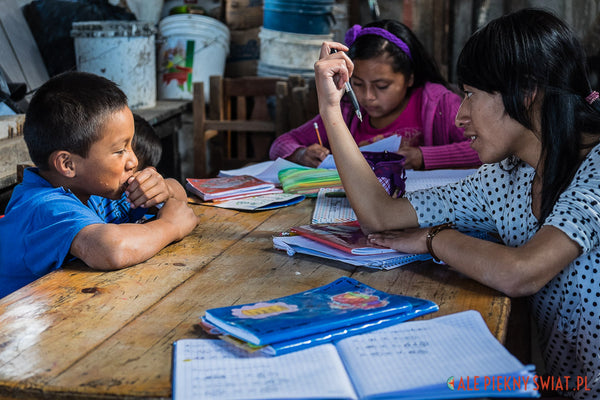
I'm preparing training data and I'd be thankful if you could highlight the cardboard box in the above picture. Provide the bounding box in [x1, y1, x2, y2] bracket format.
[225, 0, 263, 29]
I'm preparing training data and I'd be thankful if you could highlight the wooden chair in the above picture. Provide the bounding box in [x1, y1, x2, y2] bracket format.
[193, 75, 290, 178]
[285, 75, 319, 130]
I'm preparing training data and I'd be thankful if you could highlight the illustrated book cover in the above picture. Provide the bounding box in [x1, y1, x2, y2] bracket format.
[203, 277, 438, 348]
[273, 234, 431, 270]
[185, 175, 278, 201]
[290, 221, 396, 255]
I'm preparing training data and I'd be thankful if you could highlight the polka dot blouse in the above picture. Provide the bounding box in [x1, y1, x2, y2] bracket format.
[405, 145, 600, 399]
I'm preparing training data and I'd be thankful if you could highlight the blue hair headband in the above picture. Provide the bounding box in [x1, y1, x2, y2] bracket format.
[345, 25, 412, 60]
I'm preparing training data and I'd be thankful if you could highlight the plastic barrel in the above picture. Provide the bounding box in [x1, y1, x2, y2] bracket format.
[157, 14, 230, 100]
[263, 0, 335, 35]
[71, 21, 157, 109]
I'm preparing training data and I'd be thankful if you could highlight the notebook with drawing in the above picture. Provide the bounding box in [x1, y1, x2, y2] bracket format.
[172, 310, 538, 400]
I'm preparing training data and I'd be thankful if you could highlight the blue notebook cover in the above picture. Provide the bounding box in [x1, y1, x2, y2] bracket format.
[203, 277, 438, 346]
[262, 295, 438, 355]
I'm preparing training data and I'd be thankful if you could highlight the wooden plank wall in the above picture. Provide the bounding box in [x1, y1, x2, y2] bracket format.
[349, 0, 600, 83]
[0, 0, 48, 93]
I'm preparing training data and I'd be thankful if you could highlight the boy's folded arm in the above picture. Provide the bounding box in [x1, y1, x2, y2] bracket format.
[71, 199, 198, 270]
[165, 178, 187, 201]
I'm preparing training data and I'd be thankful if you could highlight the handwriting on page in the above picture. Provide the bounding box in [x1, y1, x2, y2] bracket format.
[174, 339, 356, 400]
[335, 311, 525, 399]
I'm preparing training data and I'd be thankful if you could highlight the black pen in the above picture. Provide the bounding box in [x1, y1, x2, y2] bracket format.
[330, 49, 363, 122]
[325, 191, 347, 198]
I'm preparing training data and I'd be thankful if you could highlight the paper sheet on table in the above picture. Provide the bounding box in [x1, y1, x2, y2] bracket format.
[404, 168, 478, 192]
[318, 135, 402, 169]
[218, 158, 308, 184]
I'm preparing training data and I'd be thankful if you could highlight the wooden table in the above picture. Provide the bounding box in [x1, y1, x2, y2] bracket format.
[0, 198, 510, 399]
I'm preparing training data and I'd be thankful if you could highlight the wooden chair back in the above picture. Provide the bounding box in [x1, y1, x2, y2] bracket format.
[193, 75, 290, 178]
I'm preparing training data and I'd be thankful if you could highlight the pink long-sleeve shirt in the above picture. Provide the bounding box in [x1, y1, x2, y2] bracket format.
[269, 82, 481, 170]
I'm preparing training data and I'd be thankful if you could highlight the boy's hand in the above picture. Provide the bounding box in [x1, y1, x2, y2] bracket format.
[125, 167, 171, 209]
[156, 196, 199, 240]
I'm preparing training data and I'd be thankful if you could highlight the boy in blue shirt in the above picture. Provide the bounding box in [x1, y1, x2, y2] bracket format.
[0, 72, 198, 298]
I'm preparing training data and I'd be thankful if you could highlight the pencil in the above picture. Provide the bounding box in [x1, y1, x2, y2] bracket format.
[314, 122, 323, 146]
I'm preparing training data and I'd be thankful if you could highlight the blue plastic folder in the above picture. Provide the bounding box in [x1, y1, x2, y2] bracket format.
[203, 277, 438, 355]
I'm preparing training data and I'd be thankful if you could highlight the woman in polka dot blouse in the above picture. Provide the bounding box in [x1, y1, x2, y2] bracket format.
[314, 8, 600, 399]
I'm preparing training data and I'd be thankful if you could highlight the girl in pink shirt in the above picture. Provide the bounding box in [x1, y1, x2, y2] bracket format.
[269, 19, 481, 170]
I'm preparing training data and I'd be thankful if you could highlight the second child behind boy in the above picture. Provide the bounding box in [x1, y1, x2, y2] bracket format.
[0, 72, 198, 298]
[88, 113, 165, 224]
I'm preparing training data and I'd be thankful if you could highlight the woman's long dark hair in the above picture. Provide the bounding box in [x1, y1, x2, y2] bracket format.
[456, 8, 600, 225]
[348, 19, 449, 90]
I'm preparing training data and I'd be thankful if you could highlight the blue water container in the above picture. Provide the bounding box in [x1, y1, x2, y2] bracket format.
[263, 0, 335, 35]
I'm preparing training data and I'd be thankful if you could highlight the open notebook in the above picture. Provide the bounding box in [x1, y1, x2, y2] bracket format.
[173, 310, 538, 400]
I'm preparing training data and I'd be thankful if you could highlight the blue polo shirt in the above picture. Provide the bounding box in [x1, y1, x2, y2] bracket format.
[0, 168, 146, 298]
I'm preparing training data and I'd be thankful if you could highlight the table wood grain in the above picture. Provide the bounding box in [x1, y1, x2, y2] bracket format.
[0, 198, 510, 399]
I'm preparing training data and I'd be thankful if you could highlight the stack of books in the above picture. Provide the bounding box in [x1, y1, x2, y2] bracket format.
[273, 221, 432, 269]
[199, 277, 439, 356]
[186, 175, 281, 201]
[186, 175, 307, 211]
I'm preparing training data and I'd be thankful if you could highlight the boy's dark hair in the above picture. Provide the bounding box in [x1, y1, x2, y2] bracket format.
[132, 113, 162, 170]
[24, 71, 128, 170]
[348, 19, 449, 89]
[457, 8, 600, 225]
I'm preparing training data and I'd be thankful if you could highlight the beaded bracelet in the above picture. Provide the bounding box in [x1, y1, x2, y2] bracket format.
[426, 223, 455, 263]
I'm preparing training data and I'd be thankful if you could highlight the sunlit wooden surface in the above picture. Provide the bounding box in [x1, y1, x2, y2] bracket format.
[0, 198, 510, 399]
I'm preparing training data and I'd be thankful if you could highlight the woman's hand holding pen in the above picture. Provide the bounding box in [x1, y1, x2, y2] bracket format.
[314, 42, 354, 111]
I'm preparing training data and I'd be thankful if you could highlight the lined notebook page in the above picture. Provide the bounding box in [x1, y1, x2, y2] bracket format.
[173, 339, 357, 400]
[335, 310, 531, 399]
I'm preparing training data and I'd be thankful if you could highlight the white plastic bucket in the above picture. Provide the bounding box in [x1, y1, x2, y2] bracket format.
[158, 14, 230, 100]
[71, 21, 157, 109]
[258, 28, 332, 77]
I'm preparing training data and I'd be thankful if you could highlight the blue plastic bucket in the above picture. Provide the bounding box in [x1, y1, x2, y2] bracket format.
[263, 0, 335, 35]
